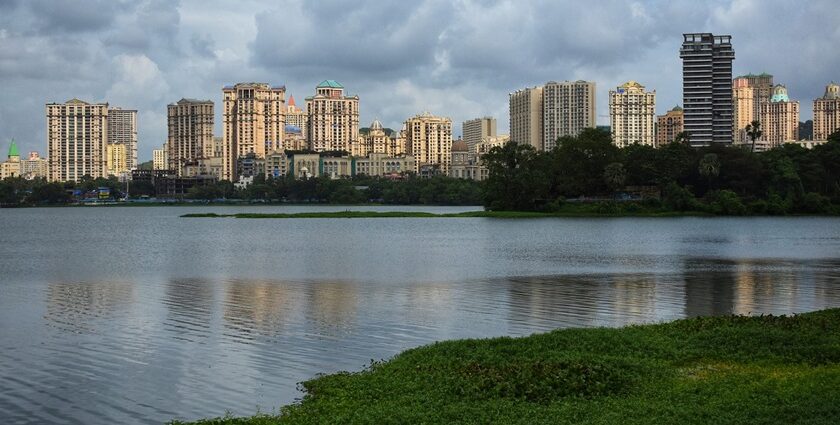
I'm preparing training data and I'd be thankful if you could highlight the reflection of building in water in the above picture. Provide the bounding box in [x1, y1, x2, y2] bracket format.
[731, 260, 799, 315]
[45, 281, 134, 333]
[683, 260, 737, 317]
[307, 282, 359, 334]
[607, 275, 659, 325]
[164, 279, 216, 334]
[223, 280, 300, 338]
[505, 276, 600, 332]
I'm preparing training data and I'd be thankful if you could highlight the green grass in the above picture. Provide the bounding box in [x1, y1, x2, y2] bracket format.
[170, 309, 840, 424]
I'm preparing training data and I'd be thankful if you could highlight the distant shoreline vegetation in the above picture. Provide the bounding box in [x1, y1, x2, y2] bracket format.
[4, 129, 840, 215]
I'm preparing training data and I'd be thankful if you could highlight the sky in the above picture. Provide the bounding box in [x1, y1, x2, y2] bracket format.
[1, 0, 839, 162]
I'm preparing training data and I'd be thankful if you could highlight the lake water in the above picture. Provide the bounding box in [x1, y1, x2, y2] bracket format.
[1, 206, 840, 424]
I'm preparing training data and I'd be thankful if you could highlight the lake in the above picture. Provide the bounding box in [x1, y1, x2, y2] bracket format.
[1, 205, 839, 424]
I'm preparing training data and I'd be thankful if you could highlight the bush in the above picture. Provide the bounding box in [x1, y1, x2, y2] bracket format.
[663, 182, 699, 211]
[748, 200, 768, 215]
[798, 192, 831, 214]
[707, 190, 747, 215]
[766, 193, 790, 215]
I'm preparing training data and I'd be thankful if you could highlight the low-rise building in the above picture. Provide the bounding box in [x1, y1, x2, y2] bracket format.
[1, 140, 21, 179]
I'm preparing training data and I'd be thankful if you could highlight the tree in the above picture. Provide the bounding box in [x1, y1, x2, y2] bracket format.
[673, 131, 690, 145]
[699, 153, 721, 182]
[482, 142, 552, 211]
[603, 162, 626, 195]
[746, 120, 763, 153]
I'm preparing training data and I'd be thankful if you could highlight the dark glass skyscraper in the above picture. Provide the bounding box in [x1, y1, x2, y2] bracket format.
[680, 33, 735, 146]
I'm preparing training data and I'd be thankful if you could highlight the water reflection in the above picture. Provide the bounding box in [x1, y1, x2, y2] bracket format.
[44, 281, 134, 333]
[223, 279, 302, 341]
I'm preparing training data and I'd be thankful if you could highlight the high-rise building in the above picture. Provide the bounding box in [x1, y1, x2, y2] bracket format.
[306, 80, 359, 153]
[462, 117, 496, 152]
[813, 82, 840, 140]
[106, 143, 128, 176]
[608, 81, 656, 148]
[20, 151, 48, 179]
[680, 33, 735, 146]
[404, 112, 452, 174]
[167, 98, 215, 175]
[509, 86, 544, 150]
[106, 107, 138, 170]
[47, 99, 108, 182]
[542, 80, 596, 151]
[732, 74, 773, 144]
[0, 139, 21, 179]
[357, 119, 394, 156]
[759, 84, 799, 147]
[656, 106, 685, 146]
[222, 82, 286, 180]
[285, 95, 307, 139]
[153, 146, 168, 171]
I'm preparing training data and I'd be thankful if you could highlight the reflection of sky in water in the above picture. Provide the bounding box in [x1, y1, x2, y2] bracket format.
[1, 207, 839, 424]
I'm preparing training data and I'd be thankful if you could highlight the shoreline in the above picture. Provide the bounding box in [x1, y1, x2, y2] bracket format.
[170, 309, 840, 424]
[177, 210, 840, 219]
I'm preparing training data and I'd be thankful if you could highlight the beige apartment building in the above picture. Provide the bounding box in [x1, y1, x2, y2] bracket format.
[354, 153, 415, 177]
[357, 119, 405, 157]
[759, 85, 799, 147]
[20, 151, 48, 179]
[509, 86, 544, 150]
[47, 99, 109, 182]
[656, 107, 684, 146]
[543, 80, 596, 150]
[404, 112, 453, 174]
[475, 134, 510, 155]
[732, 74, 773, 144]
[107, 107, 138, 170]
[306, 80, 359, 153]
[106, 143, 128, 176]
[222, 82, 286, 180]
[285, 95, 308, 139]
[813, 82, 840, 140]
[167, 98, 214, 175]
[608, 81, 656, 148]
[462, 117, 496, 152]
[153, 146, 167, 170]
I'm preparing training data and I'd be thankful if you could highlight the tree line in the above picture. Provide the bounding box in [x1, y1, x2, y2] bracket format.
[482, 128, 840, 215]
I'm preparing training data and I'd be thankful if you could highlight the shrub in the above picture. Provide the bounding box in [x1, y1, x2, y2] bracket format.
[663, 182, 699, 211]
[707, 190, 747, 215]
[798, 192, 831, 214]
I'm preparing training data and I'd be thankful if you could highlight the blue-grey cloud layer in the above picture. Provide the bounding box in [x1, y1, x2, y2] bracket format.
[1, 0, 838, 161]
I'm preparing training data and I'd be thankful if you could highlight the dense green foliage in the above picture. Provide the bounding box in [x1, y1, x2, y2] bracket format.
[171, 309, 840, 424]
[0, 176, 126, 206]
[207, 175, 483, 205]
[483, 129, 840, 214]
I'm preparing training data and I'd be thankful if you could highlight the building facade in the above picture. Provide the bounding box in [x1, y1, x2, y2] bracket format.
[656, 106, 685, 146]
[608, 81, 656, 148]
[759, 84, 800, 146]
[222, 82, 286, 180]
[813, 82, 840, 140]
[47, 99, 109, 182]
[106, 143, 128, 176]
[167, 98, 214, 176]
[404, 112, 453, 174]
[732, 73, 773, 144]
[106, 107, 138, 170]
[509, 86, 544, 150]
[680, 33, 735, 146]
[306, 80, 359, 153]
[20, 151, 48, 179]
[0, 140, 20, 179]
[153, 147, 168, 171]
[543, 80, 596, 151]
[462, 117, 496, 152]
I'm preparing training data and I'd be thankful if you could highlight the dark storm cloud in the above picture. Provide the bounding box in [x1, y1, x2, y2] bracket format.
[1, 0, 840, 162]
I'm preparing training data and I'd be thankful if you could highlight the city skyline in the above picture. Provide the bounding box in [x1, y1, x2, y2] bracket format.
[2, 1, 840, 161]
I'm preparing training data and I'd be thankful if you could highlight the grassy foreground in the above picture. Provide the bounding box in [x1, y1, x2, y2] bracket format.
[171, 309, 840, 425]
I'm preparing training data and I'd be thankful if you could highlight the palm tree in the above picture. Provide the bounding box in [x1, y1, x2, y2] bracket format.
[699, 153, 720, 189]
[746, 120, 763, 153]
[603, 162, 626, 198]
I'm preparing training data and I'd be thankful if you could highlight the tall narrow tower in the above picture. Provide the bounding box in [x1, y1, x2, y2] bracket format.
[680, 33, 734, 146]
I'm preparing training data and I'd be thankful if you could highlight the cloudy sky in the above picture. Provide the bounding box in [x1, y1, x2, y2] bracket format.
[1, 0, 839, 161]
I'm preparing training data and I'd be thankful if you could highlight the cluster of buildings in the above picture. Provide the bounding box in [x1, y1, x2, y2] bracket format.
[3, 33, 840, 188]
